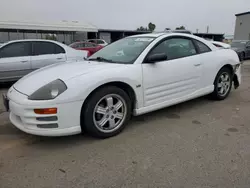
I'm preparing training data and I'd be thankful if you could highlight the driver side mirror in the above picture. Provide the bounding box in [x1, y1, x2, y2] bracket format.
[145, 53, 168, 63]
[246, 45, 250, 49]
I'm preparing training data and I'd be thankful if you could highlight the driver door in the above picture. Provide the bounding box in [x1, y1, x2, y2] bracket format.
[142, 37, 202, 107]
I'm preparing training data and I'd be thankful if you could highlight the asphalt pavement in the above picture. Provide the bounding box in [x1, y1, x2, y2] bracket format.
[1, 61, 250, 187]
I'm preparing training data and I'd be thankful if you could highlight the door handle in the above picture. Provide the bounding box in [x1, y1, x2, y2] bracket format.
[20, 60, 28, 63]
[57, 57, 63, 60]
[194, 63, 201, 67]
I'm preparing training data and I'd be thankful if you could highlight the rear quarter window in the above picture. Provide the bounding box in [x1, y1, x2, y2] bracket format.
[194, 40, 211, 54]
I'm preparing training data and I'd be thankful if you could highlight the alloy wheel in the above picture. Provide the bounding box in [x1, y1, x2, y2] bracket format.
[217, 72, 231, 97]
[93, 94, 127, 133]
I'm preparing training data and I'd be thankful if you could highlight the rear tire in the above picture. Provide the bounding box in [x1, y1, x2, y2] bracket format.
[211, 67, 233, 100]
[81, 86, 131, 138]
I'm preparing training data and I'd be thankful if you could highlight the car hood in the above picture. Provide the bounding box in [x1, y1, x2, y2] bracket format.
[14, 61, 123, 95]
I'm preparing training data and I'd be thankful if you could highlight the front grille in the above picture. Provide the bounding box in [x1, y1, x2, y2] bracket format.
[36, 116, 58, 121]
[37, 123, 58, 128]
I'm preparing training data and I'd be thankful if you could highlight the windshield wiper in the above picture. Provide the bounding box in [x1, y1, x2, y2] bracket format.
[88, 57, 114, 63]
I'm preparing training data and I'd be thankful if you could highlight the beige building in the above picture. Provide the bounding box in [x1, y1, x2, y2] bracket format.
[234, 11, 250, 40]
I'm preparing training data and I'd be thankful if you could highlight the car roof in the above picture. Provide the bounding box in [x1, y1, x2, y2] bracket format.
[72, 41, 95, 44]
[127, 32, 197, 39]
[87, 39, 104, 41]
[3, 39, 65, 46]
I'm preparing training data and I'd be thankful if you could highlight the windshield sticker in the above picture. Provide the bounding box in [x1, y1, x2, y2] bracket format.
[134, 38, 154, 42]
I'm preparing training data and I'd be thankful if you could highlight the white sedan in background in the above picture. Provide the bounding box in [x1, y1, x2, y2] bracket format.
[3, 33, 241, 138]
[0, 39, 88, 82]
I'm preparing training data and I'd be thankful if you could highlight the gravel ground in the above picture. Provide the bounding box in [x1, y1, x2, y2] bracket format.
[0, 61, 250, 188]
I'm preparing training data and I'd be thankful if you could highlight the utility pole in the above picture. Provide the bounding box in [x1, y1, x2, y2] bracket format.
[206, 26, 209, 33]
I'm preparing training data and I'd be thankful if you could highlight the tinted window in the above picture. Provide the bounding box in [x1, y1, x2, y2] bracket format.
[194, 40, 211, 53]
[55, 45, 65, 53]
[149, 38, 197, 60]
[33, 42, 65, 55]
[0, 42, 31, 58]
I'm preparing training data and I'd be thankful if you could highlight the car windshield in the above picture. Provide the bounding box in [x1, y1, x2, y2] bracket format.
[231, 41, 247, 48]
[88, 37, 155, 64]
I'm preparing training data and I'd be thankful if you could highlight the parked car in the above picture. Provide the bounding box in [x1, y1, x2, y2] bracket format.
[3, 33, 241, 138]
[211, 41, 231, 49]
[69, 41, 103, 57]
[0, 39, 88, 82]
[231, 40, 250, 61]
[86, 39, 108, 46]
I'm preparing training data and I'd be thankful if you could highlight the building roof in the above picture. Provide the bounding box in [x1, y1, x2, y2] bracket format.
[0, 20, 98, 32]
[235, 11, 250, 16]
[99, 28, 151, 33]
[194, 33, 224, 36]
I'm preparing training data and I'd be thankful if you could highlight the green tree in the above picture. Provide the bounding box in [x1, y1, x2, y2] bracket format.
[136, 26, 148, 31]
[176, 26, 186, 30]
[148, 22, 156, 32]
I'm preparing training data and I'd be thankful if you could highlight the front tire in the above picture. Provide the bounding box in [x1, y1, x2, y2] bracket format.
[211, 67, 233, 100]
[81, 86, 131, 138]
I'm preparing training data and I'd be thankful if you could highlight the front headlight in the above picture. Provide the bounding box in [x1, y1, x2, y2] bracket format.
[28, 79, 67, 100]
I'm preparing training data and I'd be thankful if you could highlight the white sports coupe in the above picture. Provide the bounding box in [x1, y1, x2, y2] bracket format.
[3, 33, 241, 138]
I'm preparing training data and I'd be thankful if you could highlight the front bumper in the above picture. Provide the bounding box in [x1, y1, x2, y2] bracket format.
[7, 87, 83, 136]
[233, 63, 242, 89]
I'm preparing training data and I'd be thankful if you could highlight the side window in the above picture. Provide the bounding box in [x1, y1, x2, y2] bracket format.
[85, 43, 95, 47]
[55, 44, 65, 54]
[33, 42, 65, 55]
[149, 38, 197, 61]
[88, 40, 96, 44]
[194, 40, 211, 53]
[0, 42, 31, 58]
[78, 43, 86, 48]
[33, 42, 55, 55]
[97, 40, 104, 44]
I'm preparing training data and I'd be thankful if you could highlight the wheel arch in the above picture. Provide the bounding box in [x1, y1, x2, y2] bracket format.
[214, 64, 234, 84]
[80, 81, 137, 124]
